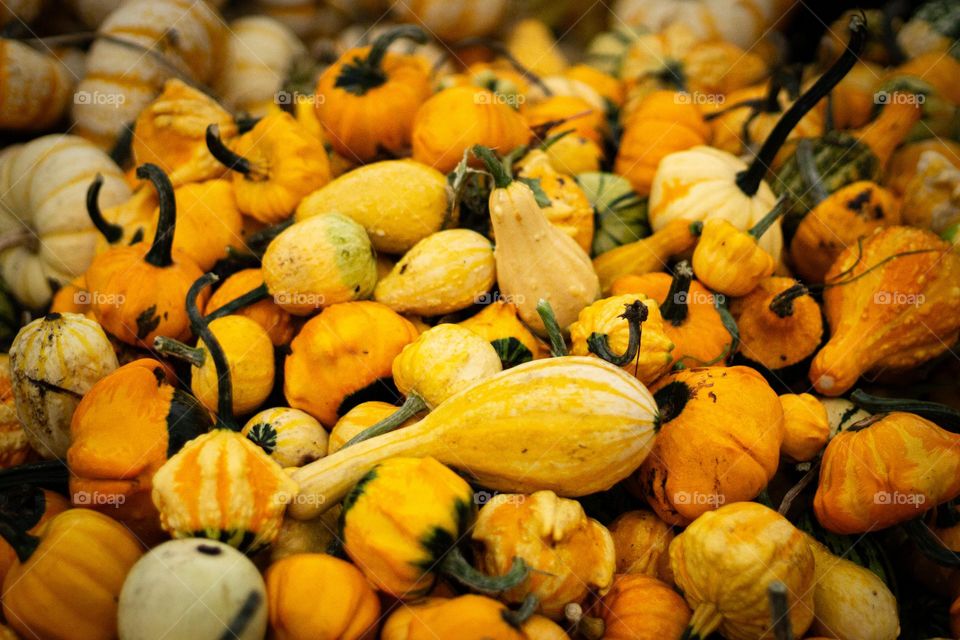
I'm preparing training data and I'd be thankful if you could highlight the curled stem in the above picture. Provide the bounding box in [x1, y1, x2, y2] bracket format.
[336, 26, 427, 95]
[206, 124, 260, 177]
[86, 174, 123, 244]
[137, 163, 176, 268]
[587, 300, 647, 367]
[205, 283, 270, 321]
[659, 261, 694, 326]
[186, 273, 236, 430]
[769, 282, 809, 318]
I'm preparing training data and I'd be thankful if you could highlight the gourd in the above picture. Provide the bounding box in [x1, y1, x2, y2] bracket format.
[86, 181, 158, 253]
[459, 301, 545, 368]
[329, 401, 420, 455]
[789, 180, 901, 283]
[635, 366, 783, 525]
[575, 172, 649, 256]
[2, 508, 144, 640]
[205, 111, 330, 224]
[375, 229, 496, 315]
[472, 489, 615, 618]
[205, 268, 295, 346]
[810, 226, 960, 396]
[10, 312, 118, 459]
[214, 16, 307, 118]
[339, 456, 529, 598]
[265, 553, 381, 640]
[827, 61, 882, 130]
[728, 276, 824, 370]
[84, 164, 206, 347]
[566, 64, 625, 106]
[242, 408, 327, 468]
[568, 294, 674, 385]
[382, 594, 567, 640]
[592, 218, 698, 293]
[0, 355, 29, 468]
[392, 0, 507, 40]
[289, 356, 658, 519]
[0, 134, 130, 308]
[901, 150, 960, 233]
[516, 150, 595, 253]
[151, 274, 298, 552]
[477, 145, 600, 335]
[412, 87, 532, 173]
[118, 539, 267, 640]
[523, 96, 606, 146]
[779, 393, 830, 462]
[814, 411, 960, 534]
[0, 487, 69, 587]
[270, 506, 341, 562]
[72, 0, 226, 149]
[131, 79, 235, 188]
[506, 18, 568, 76]
[615, 90, 712, 198]
[284, 301, 419, 427]
[68, 358, 212, 541]
[805, 534, 900, 640]
[261, 213, 376, 315]
[316, 26, 431, 162]
[0, 40, 74, 131]
[346, 324, 501, 446]
[296, 159, 449, 254]
[670, 502, 816, 640]
[611, 263, 732, 369]
[649, 17, 868, 264]
[572, 574, 691, 640]
[608, 510, 674, 581]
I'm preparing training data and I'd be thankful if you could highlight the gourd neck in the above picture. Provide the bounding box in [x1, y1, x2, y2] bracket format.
[659, 261, 694, 326]
[473, 145, 513, 189]
[748, 196, 788, 240]
[439, 546, 529, 594]
[536, 299, 568, 357]
[189, 273, 237, 431]
[85, 174, 123, 244]
[205, 283, 270, 321]
[769, 282, 807, 318]
[734, 15, 866, 197]
[342, 394, 428, 448]
[587, 300, 647, 367]
[137, 163, 176, 268]
[564, 602, 605, 640]
[206, 124, 262, 178]
[335, 26, 426, 95]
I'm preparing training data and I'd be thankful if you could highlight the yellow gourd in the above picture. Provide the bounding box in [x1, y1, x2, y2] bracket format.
[608, 510, 675, 582]
[516, 149, 594, 252]
[593, 219, 699, 294]
[779, 393, 830, 463]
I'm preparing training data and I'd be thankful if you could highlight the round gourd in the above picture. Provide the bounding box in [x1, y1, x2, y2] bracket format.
[382, 594, 566, 640]
[375, 229, 496, 316]
[262, 213, 377, 316]
[191, 315, 275, 416]
[458, 301, 545, 368]
[118, 539, 267, 640]
[608, 510, 674, 581]
[243, 407, 328, 468]
[587, 574, 692, 640]
[779, 393, 830, 463]
[10, 312, 118, 459]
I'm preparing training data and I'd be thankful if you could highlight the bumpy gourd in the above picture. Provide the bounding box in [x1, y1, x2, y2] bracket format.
[608, 510, 675, 582]
[516, 149, 595, 252]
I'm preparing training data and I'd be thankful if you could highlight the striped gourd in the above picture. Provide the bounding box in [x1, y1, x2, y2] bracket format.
[72, 0, 226, 149]
[9, 312, 118, 459]
[0, 40, 75, 131]
[242, 407, 328, 469]
[290, 356, 658, 519]
[214, 16, 306, 118]
[0, 134, 130, 309]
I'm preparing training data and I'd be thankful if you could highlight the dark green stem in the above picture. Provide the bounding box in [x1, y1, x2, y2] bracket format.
[0, 518, 39, 563]
[439, 547, 529, 594]
[735, 14, 866, 196]
[206, 124, 256, 177]
[903, 518, 960, 567]
[749, 196, 788, 240]
[85, 174, 123, 244]
[342, 394, 427, 448]
[851, 390, 960, 432]
[587, 301, 647, 367]
[153, 336, 206, 368]
[472, 145, 512, 188]
[536, 299, 567, 357]
[137, 163, 176, 268]
[769, 283, 808, 318]
[187, 273, 236, 430]
[335, 26, 427, 95]
[205, 283, 270, 321]
[767, 581, 794, 640]
[501, 594, 540, 629]
[659, 261, 693, 326]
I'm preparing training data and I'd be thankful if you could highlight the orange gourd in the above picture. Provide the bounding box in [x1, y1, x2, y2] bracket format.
[607, 510, 674, 582]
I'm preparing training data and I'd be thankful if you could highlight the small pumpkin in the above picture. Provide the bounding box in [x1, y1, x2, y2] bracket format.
[814, 411, 960, 534]
[593, 218, 698, 293]
[2, 508, 144, 640]
[84, 164, 207, 347]
[316, 26, 430, 162]
[810, 226, 960, 396]
[728, 276, 824, 370]
[0, 487, 69, 587]
[0, 354, 29, 467]
[328, 401, 420, 455]
[266, 553, 381, 640]
[375, 229, 496, 316]
[0, 40, 74, 132]
[516, 149, 595, 252]
[607, 510, 674, 582]
[459, 301, 545, 368]
[670, 502, 816, 640]
[205, 111, 331, 224]
[472, 489, 616, 618]
[340, 456, 528, 598]
[243, 407, 328, 468]
[118, 538, 267, 640]
[635, 366, 783, 525]
[10, 312, 118, 459]
[778, 393, 830, 463]
[205, 268, 295, 345]
[579, 574, 691, 640]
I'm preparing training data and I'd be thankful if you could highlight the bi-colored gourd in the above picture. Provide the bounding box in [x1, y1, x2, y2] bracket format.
[608, 510, 675, 582]
[290, 357, 658, 519]
[670, 502, 816, 640]
[10, 312, 118, 459]
[118, 539, 267, 640]
[375, 229, 496, 315]
[779, 393, 831, 463]
[576, 172, 648, 256]
[472, 489, 615, 618]
[0, 487, 69, 587]
[243, 408, 328, 468]
[459, 301, 545, 368]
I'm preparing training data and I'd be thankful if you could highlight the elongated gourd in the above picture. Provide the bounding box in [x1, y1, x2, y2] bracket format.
[593, 219, 698, 294]
[289, 356, 658, 519]
[477, 146, 600, 335]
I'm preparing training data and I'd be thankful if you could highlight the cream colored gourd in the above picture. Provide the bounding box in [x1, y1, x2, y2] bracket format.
[0, 40, 75, 131]
[476, 146, 600, 336]
[9, 312, 118, 458]
[296, 160, 449, 254]
[805, 534, 899, 640]
[290, 357, 658, 519]
[214, 16, 306, 117]
[0, 135, 130, 308]
[375, 229, 496, 316]
[243, 407, 328, 468]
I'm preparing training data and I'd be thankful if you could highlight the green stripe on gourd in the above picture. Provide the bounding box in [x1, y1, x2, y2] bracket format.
[576, 172, 649, 256]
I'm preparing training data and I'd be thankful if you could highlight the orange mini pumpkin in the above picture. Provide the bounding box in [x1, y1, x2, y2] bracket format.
[583, 574, 692, 640]
[205, 268, 295, 346]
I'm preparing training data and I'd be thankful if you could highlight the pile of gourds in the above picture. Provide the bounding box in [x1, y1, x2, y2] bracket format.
[0, 0, 959, 638]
